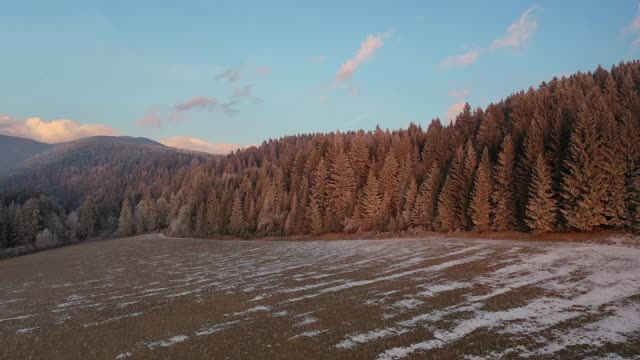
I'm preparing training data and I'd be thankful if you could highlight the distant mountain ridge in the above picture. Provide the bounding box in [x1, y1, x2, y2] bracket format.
[0, 135, 212, 212]
[0, 135, 173, 176]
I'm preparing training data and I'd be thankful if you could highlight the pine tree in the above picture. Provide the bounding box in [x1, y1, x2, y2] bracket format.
[493, 135, 517, 231]
[598, 109, 627, 228]
[380, 148, 401, 220]
[156, 197, 169, 229]
[205, 189, 220, 234]
[458, 141, 478, 230]
[526, 155, 557, 233]
[145, 196, 158, 232]
[349, 133, 370, 188]
[400, 178, 418, 229]
[195, 203, 206, 236]
[117, 198, 133, 237]
[628, 164, 640, 233]
[17, 198, 41, 245]
[561, 102, 607, 231]
[306, 158, 330, 235]
[515, 113, 545, 228]
[412, 163, 442, 230]
[470, 147, 494, 232]
[78, 198, 96, 240]
[228, 191, 245, 235]
[328, 151, 357, 232]
[361, 169, 383, 231]
[436, 146, 465, 231]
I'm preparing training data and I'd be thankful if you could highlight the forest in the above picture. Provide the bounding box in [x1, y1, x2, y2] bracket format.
[1, 61, 639, 254]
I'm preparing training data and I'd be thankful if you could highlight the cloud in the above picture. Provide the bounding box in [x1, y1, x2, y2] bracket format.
[492, 6, 539, 49]
[220, 100, 240, 116]
[445, 102, 466, 124]
[137, 110, 163, 128]
[0, 115, 118, 143]
[232, 84, 261, 103]
[160, 136, 244, 154]
[257, 66, 271, 76]
[448, 87, 471, 98]
[311, 55, 327, 62]
[440, 50, 479, 68]
[175, 96, 218, 112]
[336, 33, 385, 81]
[216, 69, 242, 83]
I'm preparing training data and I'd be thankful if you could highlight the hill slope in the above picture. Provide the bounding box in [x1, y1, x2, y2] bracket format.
[0, 135, 53, 176]
[0, 136, 211, 214]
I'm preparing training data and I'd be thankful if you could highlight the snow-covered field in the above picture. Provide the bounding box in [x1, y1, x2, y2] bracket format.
[1, 234, 639, 359]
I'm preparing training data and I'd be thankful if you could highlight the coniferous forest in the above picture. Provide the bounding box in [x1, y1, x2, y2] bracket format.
[1, 61, 640, 254]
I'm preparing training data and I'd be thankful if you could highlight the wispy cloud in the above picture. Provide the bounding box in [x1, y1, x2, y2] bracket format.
[160, 136, 245, 154]
[336, 33, 385, 81]
[257, 66, 271, 76]
[448, 87, 471, 98]
[445, 102, 466, 124]
[221, 100, 240, 116]
[311, 55, 327, 63]
[440, 50, 479, 68]
[137, 110, 163, 128]
[175, 96, 218, 112]
[216, 69, 242, 83]
[492, 6, 539, 49]
[0, 115, 118, 143]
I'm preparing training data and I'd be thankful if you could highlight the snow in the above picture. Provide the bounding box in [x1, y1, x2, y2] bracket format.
[143, 335, 189, 349]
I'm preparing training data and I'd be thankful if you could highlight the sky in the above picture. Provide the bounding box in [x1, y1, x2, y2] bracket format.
[0, 0, 639, 153]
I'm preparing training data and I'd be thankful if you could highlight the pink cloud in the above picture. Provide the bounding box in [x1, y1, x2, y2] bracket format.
[445, 101, 466, 124]
[440, 50, 479, 68]
[175, 96, 218, 112]
[336, 34, 385, 81]
[137, 110, 163, 128]
[257, 66, 271, 76]
[492, 6, 539, 49]
[0, 115, 118, 143]
[160, 136, 246, 154]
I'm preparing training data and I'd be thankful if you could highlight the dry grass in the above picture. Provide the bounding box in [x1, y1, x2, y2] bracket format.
[0, 234, 639, 359]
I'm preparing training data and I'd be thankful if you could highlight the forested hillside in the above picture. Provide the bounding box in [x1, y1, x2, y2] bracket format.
[2, 61, 640, 255]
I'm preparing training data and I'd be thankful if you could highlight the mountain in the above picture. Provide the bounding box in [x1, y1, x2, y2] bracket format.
[0, 135, 211, 214]
[0, 135, 53, 176]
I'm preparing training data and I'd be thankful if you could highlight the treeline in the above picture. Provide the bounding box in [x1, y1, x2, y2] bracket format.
[2, 61, 640, 253]
[0, 196, 101, 258]
[117, 61, 640, 238]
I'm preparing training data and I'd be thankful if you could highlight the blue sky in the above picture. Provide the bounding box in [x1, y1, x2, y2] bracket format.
[0, 0, 638, 152]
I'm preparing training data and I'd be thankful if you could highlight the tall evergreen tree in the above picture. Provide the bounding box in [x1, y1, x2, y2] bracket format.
[493, 135, 517, 231]
[306, 158, 330, 235]
[117, 198, 133, 237]
[361, 169, 383, 231]
[436, 147, 465, 231]
[470, 147, 494, 232]
[526, 155, 557, 233]
[228, 191, 244, 235]
[561, 102, 607, 231]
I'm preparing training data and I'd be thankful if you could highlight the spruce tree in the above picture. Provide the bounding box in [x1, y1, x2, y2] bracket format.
[526, 155, 557, 233]
[78, 198, 97, 240]
[205, 189, 220, 234]
[459, 141, 478, 230]
[470, 147, 494, 232]
[228, 191, 245, 235]
[561, 102, 607, 231]
[412, 163, 442, 230]
[493, 135, 517, 231]
[306, 158, 329, 235]
[118, 198, 133, 237]
[361, 169, 383, 231]
[436, 146, 465, 231]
